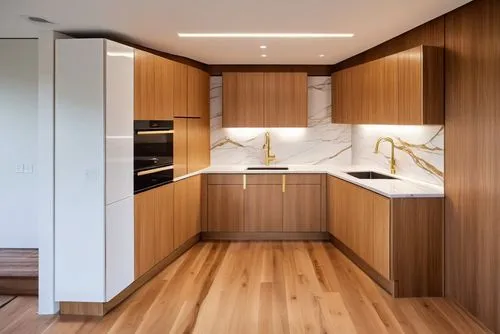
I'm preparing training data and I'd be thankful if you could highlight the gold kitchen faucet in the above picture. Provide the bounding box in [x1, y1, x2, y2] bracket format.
[374, 137, 396, 174]
[263, 131, 276, 166]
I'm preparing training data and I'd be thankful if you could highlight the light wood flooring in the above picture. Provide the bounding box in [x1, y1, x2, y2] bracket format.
[0, 242, 490, 333]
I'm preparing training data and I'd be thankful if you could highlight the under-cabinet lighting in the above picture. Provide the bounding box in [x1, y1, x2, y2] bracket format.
[107, 51, 134, 58]
[177, 33, 354, 38]
[260, 45, 267, 49]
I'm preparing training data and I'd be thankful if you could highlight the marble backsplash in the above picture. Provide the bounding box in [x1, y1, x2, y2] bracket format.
[210, 76, 352, 165]
[209, 75, 444, 186]
[351, 125, 444, 186]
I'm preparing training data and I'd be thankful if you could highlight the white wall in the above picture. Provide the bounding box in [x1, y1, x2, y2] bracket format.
[0, 39, 38, 248]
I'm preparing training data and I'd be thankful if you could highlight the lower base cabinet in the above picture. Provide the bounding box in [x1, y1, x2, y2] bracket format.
[207, 185, 245, 232]
[135, 183, 174, 279]
[205, 174, 323, 233]
[327, 175, 443, 297]
[174, 175, 201, 248]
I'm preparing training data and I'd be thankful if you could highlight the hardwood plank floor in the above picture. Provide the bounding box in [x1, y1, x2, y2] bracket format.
[0, 242, 489, 334]
[0, 249, 39, 295]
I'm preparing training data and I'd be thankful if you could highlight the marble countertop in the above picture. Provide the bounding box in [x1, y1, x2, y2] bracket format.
[176, 165, 444, 199]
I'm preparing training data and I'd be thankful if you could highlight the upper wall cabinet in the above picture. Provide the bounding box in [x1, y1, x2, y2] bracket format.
[222, 72, 308, 127]
[134, 50, 188, 120]
[332, 45, 443, 125]
[186, 66, 210, 118]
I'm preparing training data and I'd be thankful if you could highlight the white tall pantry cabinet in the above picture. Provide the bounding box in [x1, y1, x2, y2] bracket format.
[55, 39, 134, 302]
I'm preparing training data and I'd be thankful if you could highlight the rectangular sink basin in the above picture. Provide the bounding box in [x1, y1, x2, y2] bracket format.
[246, 167, 289, 171]
[346, 171, 398, 180]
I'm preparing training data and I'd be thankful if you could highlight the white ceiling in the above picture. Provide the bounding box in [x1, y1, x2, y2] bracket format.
[1, 0, 471, 65]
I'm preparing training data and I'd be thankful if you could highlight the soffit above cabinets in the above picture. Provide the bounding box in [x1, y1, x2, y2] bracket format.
[1, 0, 471, 64]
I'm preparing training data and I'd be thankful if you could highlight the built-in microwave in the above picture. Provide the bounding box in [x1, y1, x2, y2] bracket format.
[134, 120, 174, 194]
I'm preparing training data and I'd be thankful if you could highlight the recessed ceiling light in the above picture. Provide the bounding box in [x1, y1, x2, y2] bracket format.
[261, 54, 267, 58]
[260, 45, 267, 49]
[319, 54, 325, 58]
[178, 33, 354, 38]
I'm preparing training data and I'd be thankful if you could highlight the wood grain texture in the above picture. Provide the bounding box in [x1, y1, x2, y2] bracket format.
[333, 46, 443, 125]
[284, 173, 321, 184]
[134, 189, 157, 278]
[172, 61, 187, 117]
[0, 277, 38, 296]
[207, 185, 245, 232]
[397, 46, 422, 124]
[154, 183, 174, 261]
[372, 193, 390, 279]
[445, 0, 500, 331]
[244, 185, 283, 232]
[222, 72, 265, 127]
[264, 72, 308, 127]
[134, 50, 156, 120]
[0, 249, 38, 278]
[283, 185, 321, 232]
[187, 66, 209, 118]
[154, 56, 174, 120]
[320, 174, 327, 232]
[246, 174, 282, 185]
[15, 242, 488, 333]
[201, 174, 208, 232]
[173, 117, 187, 178]
[332, 16, 444, 71]
[174, 176, 201, 249]
[207, 174, 244, 185]
[187, 117, 210, 173]
[392, 197, 443, 297]
[0, 295, 15, 308]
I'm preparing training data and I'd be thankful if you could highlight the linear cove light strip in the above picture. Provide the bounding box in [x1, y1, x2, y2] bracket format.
[177, 33, 354, 38]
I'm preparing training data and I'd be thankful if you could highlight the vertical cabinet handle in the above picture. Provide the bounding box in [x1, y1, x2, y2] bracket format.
[282, 175, 286, 193]
[243, 174, 246, 190]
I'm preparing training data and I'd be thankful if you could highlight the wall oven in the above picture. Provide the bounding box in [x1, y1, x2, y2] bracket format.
[134, 120, 174, 194]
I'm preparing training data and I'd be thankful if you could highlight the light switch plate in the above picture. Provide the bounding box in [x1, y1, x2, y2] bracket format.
[16, 164, 24, 173]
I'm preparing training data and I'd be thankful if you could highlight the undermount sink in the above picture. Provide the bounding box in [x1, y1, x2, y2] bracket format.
[246, 166, 289, 171]
[346, 171, 398, 180]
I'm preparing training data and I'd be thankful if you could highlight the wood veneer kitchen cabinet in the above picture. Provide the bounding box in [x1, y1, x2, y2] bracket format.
[328, 176, 442, 297]
[398, 45, 444, 124]
[331, 45, 443, 125]
[134, 50, 156, 120]
[207, 185, 245, 232]
[244, 184, 283, 232]
[172, 62, 187, 117]
[264, 72, 308, 127]
[283, 184, 321, 232]
[154, 184, 174, 262]
[187, 66, 209, 118]
[174, 175, 201, 249]
[173, 118, 187, 178]
[134, 188, 157, 278]
[187, 117, 210, 173]
[222, 72, 265, 127]
[135, 183, 175, 279]
[222, 72, 307, 127]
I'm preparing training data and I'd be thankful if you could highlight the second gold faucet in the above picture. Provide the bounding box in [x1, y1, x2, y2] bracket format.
[263, 131, 276, 166]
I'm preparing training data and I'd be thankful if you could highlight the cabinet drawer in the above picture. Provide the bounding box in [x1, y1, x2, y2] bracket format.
[285, 174, 321, 185]
[207, 174, 244, 185]
[246, 174, 282, 185]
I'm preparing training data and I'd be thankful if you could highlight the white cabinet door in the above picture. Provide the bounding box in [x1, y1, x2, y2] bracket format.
[105, 196, 134, 301]
[105, 40, 134, 205]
